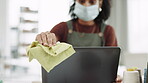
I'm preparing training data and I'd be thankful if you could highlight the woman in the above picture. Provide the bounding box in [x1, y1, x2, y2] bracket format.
[36, 0, 121, 82]
[36, 0, 117, 47]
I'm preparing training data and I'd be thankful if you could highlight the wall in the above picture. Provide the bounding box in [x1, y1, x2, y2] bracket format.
[0, 0, 7, 57]
[107, 0, 128, 65]
[108, 0, 128, 51]
[0, 0, 11, 58]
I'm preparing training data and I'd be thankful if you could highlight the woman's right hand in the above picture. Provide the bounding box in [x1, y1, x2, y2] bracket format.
[35, 31, 57, 47]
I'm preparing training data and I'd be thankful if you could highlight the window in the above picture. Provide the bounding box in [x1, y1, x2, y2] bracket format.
[127, 0, 148, 53]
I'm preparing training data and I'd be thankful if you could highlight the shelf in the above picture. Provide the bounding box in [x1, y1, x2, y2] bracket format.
[17, 6, 39, 57]
[20, 7, 38, 13]
[20, 54, 27, 56]
[20, 17, 38, 23]
[19, 43, 30, 47]
[22, 28, 38, 33]
[11, 27, 18, 30]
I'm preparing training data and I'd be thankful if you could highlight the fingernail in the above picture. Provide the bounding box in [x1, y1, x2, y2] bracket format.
[42, 43, 47, 45]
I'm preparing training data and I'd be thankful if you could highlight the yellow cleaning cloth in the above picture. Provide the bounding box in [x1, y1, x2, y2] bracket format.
[26, 41, 75, 72]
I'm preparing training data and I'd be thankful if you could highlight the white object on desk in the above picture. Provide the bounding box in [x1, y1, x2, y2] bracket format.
[123, 71, 140, 83]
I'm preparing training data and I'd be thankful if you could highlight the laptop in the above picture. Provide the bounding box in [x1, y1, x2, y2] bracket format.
[42, 47, 121, 83]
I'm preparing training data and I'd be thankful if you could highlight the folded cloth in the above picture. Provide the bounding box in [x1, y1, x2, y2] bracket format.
[26, 41, 75, 72]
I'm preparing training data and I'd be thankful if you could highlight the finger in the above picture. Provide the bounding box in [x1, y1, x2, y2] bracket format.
[46, 33, 53, 47]
[36, 34, 42, 44]
[51, 33, 57, 45]
[41, 32, 48, 46]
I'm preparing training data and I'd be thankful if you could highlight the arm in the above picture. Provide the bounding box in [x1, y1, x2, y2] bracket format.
[50, 22, 68, 43]
[104, 25, 118, 46]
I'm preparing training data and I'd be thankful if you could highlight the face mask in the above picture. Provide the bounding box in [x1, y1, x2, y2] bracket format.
[73, 2, 99, 21]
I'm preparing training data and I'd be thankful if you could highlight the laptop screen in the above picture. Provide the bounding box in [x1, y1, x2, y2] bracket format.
[42, 47, 121, 83]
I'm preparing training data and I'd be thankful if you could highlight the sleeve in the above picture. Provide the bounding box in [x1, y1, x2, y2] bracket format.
[104, 25, 118, 46]
[50, 22, 68, 42]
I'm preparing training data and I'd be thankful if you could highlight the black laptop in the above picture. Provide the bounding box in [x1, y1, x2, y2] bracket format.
[42, 47, 121, 83]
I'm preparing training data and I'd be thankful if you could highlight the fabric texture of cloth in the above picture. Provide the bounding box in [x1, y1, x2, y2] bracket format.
[26, 41, 75, 72]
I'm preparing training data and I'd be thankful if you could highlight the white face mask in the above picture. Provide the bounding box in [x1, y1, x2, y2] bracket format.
[73, 2, 99, 21]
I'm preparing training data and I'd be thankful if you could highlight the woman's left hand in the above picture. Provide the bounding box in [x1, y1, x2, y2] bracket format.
[115, 75, 122, 83]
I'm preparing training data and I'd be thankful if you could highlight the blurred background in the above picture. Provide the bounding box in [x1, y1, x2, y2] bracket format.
[0, 0, 148, 83]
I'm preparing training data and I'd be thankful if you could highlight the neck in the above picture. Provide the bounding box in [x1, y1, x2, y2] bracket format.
[78, 19, 95, 26]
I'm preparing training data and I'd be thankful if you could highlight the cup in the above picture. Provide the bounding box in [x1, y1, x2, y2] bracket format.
[123, 71, 140, 83]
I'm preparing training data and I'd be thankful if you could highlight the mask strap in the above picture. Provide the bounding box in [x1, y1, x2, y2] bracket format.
[66, 20, 73, 34]
[98, 21, 106, 46]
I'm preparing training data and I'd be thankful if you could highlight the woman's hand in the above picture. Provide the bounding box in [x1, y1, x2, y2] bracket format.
[35, 31, 57, 47]
[115, 75, 122, 83]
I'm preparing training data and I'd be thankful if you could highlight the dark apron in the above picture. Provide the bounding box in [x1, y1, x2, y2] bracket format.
[66, 20, 106, 47]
